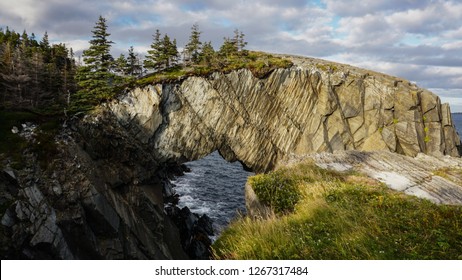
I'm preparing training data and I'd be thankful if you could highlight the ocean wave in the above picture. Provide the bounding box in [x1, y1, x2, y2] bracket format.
[173, 151, 253, 233]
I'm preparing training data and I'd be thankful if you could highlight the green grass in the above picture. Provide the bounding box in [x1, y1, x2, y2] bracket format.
[71, 52, 293, 111]
[213, 161, 462, 260]
[250, 171, 301, 214]
[136, 52, 293, 88]
[136, 66, 189, 87]
[316, 63, 338, 73]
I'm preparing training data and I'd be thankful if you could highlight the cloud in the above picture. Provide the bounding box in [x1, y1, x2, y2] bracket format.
[431, 88, 462, 112]
[1, 0, 462, 111]
[386, 1, 462, 34]
[323, 0, 433, 17]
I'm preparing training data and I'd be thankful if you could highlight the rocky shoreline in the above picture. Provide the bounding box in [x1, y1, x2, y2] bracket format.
[2, 54, 462, 259]
[0, 122, 214, 259]
[162, 165, 215, 259]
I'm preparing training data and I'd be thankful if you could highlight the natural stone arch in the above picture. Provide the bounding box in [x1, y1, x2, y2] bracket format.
[100, 66, 460, 174]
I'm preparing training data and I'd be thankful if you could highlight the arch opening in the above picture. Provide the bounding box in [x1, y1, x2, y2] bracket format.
[170, 151, 254, 234]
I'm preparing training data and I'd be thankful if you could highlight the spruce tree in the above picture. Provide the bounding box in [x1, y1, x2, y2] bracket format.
[127, 46, 142, 76]
[219, 37, 237, 58]
[76, 15, 115, 105]
[144, 31, 178, 71]
[144, 29, 162, 72]
[184, 23, 202, 64]
[0, 28, 76, 109]
[114, 54, 128, 76]
[163, 35, 178, 68]
[200, 41, 215, 67]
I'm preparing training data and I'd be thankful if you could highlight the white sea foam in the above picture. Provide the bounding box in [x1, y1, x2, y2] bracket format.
[171, 151, 253, 234]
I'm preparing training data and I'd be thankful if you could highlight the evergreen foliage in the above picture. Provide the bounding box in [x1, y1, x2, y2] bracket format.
[0, 27, 76, 110]
[144, 29, 162, 71]
[127, 46, 142, 77]
[74, 15, 115, 108]
[200, 41, 216, 67]
[219, 28, 247, 59]
[1, 17, 292, 113]
[144, 30, 179, 72]
[184, 23, 202, 64]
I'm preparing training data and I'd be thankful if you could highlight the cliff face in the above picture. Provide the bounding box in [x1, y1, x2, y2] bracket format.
[1, 130, 188, 259]
[1, 55, 461, 259]
[106, 55, 460, 172]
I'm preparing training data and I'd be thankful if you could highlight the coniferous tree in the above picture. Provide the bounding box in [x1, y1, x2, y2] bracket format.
[126, 46, 142, 77]
[184, 23, 202, 64]
[164, 36, 179, 68]
[219, 37, 237, 59]
[144, 29, 162, 72]
[144, 31, 179, 71]
[200, 41, 215, 67]
[114, 54, 128, 76]
[237, 30, 248, 54]
[219, 29, 248, 59]
[76, 15, 115, 104]
[0, 28, 76, 109]
[40, 31, 51, 63]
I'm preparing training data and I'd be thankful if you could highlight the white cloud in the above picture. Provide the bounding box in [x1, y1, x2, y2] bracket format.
[323, 0, 432, 17]
[1, 0, 462, 111]
[386, 1, 462, 34]
[0, 0, 46, 26]
[431, 89, 462, 112]
[336, 14, 398, 48]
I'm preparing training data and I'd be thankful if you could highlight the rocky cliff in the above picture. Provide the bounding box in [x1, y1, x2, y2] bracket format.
[1, 54, 461, 259]
[106, 55, 460, 172]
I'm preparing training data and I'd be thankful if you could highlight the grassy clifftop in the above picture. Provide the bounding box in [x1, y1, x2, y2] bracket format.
[213, 161, 462, 260]
[135, 51, 293, 86]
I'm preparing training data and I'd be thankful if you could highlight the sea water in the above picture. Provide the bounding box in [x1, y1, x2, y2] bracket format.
[452, 113, 462, 135]
[171, 151, 253, 234]
[173, 114, 462, 235]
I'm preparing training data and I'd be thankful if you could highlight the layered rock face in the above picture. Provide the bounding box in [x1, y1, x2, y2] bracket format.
[2, 55, 461, 259]
[297, 150, 462, 205]
[108, 56, 460, 173]
[1, 131, 188, 259]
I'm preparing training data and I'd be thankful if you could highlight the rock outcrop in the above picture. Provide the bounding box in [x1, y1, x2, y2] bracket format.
[1, 54, 461, 259]
[291, 150, 462, 205]
[1, 123, 189, 259]
[104, 55, 460, 173]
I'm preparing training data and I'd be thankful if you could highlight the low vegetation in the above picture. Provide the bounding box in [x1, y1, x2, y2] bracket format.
[213, 161, 462, 260]
[1, 18, 293, 169]
[0, 110, 60, 169]
[433, 167, 462, 185]
[136, 51, 293, 87]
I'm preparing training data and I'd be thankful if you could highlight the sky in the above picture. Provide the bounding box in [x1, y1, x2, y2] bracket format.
[1, 0, 462, 111]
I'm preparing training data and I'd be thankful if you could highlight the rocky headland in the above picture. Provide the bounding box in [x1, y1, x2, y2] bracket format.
[1, 54, 461, 259]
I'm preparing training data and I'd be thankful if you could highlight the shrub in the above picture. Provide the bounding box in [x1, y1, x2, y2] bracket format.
[213, 161, 462, 260]
[249, 170, 301, 214]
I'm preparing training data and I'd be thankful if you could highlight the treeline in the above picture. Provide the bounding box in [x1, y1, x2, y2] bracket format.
[2, 15, 289, 113]
[0, 28, 77, 110]
[74, 16, 250, 110]
[143, 23, 248, 71]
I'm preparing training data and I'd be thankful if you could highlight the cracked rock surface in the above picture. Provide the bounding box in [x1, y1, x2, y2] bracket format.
[297, 150, 462, 205]
[1, 54, 461, 259]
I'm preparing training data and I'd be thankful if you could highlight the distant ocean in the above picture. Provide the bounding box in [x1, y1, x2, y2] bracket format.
[171, 152, 253, 234]
[172, 113, 462, 236]
[452, 113, 462, 136]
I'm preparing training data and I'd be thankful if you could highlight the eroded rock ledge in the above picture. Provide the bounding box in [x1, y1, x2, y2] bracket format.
[293, 150, 462, 205]
[105, 56, 460, 173]
[1, 54, 461, 259]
